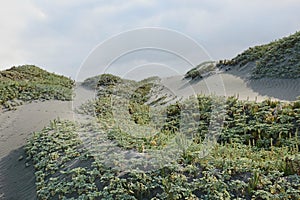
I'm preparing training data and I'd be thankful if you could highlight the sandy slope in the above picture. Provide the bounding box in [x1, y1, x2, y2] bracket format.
[161, 73, 300, 102]
[0, 101, 74, 158]
[0, 85, 95, 200]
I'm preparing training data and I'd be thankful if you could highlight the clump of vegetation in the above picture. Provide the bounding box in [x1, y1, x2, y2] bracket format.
[185, 61, 216, 80]
[0, 65, 74, 110]
[217, 31, 300, 79]
[26, 120, 99, 200]
[81, 73, 124, 90]
[26, 74, 300, 199]
[97, 74, 122, 87]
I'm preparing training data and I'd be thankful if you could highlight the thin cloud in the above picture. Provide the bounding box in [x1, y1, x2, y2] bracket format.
[0, 0, 300, 79]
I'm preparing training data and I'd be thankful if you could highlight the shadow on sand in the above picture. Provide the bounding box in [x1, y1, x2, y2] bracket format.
[246, 78, 300, 101]
[223, 68, 300, 101]
[0, 147, 36, 200]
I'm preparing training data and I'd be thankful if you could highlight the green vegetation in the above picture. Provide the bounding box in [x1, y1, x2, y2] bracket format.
[0, 65, 74, 110]
[96, 74, 122, 87]
[217, 31, 300, 79]
[82, 74, 124, 90]
[185, 61, 216, 80]
[81, 75, 101, 89]
[26, 74, 300, 199]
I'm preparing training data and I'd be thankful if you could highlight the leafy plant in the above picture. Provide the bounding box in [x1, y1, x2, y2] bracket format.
[0, 65, 74, 110]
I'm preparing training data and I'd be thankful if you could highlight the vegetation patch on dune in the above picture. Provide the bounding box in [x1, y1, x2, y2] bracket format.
[26, 74, 300, 199]
[186, 32, 300, 80]
[81, 74, 124, 90]
[184, 61, 216, 80]
[217, 31, 300, 79]
[0, 65, 74, 110]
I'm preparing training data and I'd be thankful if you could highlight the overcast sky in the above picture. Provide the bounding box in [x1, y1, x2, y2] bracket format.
[1, 0, 300, 80]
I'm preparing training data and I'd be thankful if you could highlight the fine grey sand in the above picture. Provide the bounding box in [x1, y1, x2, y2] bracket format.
[161, 73, 300, 102]
[0, 85, 95, 200]
[0, 101, 74, 159]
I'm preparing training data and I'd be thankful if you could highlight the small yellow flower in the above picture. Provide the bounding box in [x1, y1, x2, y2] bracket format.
[150, 140, 157, 146]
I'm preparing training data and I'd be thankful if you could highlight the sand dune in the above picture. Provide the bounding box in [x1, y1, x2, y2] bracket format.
[0, 100, 74, 200]
[161, 73, 300, 102]
[0, 75, 299, 199]
[0, 85, 95, 200]
[0, 101, 74, 158]
[248, 78, 300, 101]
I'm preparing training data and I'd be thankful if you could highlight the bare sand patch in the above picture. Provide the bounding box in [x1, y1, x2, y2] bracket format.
[0, 85, 95, 200]
[161, 73, 300, 102]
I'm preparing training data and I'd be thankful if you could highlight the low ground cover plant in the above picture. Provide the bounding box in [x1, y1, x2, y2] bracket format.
[27, 74, 300, 199]
[0, 65, 74, 110]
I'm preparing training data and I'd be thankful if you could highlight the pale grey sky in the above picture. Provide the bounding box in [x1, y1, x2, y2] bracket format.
[1, 0, 300, 80]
